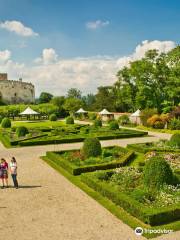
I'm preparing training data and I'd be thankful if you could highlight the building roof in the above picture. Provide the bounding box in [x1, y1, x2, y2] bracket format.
[19, 107, 40, 115]
[76, 108, 88, 113]
[99, 109, 113, 115]
[131, 109, 141, 117]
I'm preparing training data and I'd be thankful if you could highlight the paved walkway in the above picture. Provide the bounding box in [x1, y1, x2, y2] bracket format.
[0, 131, 179, 240]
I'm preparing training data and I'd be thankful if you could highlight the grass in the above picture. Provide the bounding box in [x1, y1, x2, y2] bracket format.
[12, 120, 65, 128]
[129, 152, 145, 167]
[137, 125, 180, 134]
[42, 155, 180, 239]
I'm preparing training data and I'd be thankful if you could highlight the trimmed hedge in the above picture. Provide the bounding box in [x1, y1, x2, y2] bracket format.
[127, 143, 180, 153]
[49, 114, 57, 121]
[1, 118, 11, 128]
[46, 149, 135, 175]
[81, 173, 180, 226]
[19, 131, 148, 147]
[82, 138, 102, 158]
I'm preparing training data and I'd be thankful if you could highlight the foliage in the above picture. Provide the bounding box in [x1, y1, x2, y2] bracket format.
[39, 92, 53, 103]
[93, 119, 102, 127]
[82, 138, 102, 158]
[109, 120, 119, 130]
[140, 108, 157, 126]
[147, 114, 169, 129]
[67, 88, 82, 99]
[66, 116, 74, 124]
[169, 134, 180, 148]
[49, 114, 57, 121]
[1, 117, 11, 128]
[118, 115, 130, 125]
[88, 112, 97, 120]
[143, 157, 173, 190]
[169, 118, 180, 130]
[16, 126, 29, 137]
[63, 98, 83, 114]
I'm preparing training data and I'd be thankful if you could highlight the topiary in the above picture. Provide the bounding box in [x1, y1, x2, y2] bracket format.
[109, 120, 119, 130]
[93, 119, 102, 127]
[66, 116, 74, 124]
[82, 138, 102, 158]
[169, 133, 180, 148]
[16, 126, 29, 137]
[1, 117, 11, 128]
[143, 157, 173, 190]
[49, 114, 57, 121]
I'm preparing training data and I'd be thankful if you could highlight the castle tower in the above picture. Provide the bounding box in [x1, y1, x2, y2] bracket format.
[0, 73, 8, 81]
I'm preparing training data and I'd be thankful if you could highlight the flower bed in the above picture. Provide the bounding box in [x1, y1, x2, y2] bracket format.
[45, 146, 135, 175]
[81, 167, 180, 225]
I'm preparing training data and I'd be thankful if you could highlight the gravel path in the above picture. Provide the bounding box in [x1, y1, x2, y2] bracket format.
[0, 131, 179, 240]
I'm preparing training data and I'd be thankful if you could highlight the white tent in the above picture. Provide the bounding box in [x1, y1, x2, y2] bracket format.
[76, 108, 88, 114]
[19, 107, 40, 115]
[130, 109, 141, 124]
[99, 109, 112, 115]
[131, 109, 141, 117]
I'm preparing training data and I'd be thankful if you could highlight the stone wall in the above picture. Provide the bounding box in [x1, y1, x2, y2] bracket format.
[0, 80, 35, 104]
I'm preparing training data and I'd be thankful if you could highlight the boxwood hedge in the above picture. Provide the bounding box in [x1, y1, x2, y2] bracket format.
[81, 172, 180, 226]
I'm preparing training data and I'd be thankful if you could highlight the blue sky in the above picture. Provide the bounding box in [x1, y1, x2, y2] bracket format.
[0, 0, 179, 95]
[0, 0, 179, 61]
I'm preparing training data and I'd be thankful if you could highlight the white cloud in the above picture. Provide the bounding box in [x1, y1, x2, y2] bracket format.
[86, 20, 109, 29]
[0, 50, 11, 63]
[0, 20, 38, 37]
[0, 40, 176, 96]
[116, 40, 176, 69]
[35, 48, 58, 65]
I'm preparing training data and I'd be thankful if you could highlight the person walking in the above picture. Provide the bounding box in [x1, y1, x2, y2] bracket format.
[0, 158, 8, 188]
[10, 157, 18, 189]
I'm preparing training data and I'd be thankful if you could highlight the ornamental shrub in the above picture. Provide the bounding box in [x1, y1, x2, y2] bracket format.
[143, 157, 173, 190]
[66, 116, 74, 124]
[88, 112, 97, 120]
[169, 134, 180, 148]
[49, 114, 57, 121]
[109, 120, 119, 130]
[153, 121, 165, 129]
[82, 138, 102, 158]
[93, 119, 102, 127]
[169, 118, 180, 130]
[118, 115, 130, 125]
[1, 117, 11, 128]
[16, 126, 29, 137]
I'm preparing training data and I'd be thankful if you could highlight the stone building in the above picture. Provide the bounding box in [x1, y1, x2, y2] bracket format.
[0, 73, 35, 104]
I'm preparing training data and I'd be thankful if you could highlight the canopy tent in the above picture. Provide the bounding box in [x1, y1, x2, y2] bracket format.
[130, 109, 141, 117]
[19, 107, 40, 115]
[76, 108, 88, 114]
[130, 109, 141, 124]
[99, 109, 112, 115]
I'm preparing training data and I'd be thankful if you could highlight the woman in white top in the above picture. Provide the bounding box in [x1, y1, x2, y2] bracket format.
[10, 157, 18, 189]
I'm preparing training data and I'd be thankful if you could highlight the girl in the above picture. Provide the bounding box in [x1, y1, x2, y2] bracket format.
[10, 157, 18, 189]
[0, 158, 8, 188]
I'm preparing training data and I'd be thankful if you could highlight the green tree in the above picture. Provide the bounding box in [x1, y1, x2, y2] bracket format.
[39, 92, 53, 103]
[67, 88, 82, 99]
[63, 98, 83, 115]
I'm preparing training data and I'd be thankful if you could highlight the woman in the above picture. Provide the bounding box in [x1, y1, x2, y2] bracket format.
[10, 157, 18, 189]
[0, 158, 8, 188]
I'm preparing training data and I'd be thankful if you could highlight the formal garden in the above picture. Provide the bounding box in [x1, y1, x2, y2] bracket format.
[0, 116, 147, 147]
[43, 133, 180, 238]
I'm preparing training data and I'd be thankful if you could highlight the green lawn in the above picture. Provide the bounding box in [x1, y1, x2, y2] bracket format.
[137, 125, 180, 134]
[12, 120, 65, 128]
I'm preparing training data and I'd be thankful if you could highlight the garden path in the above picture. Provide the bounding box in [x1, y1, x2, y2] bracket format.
[0, 131, 179, 240]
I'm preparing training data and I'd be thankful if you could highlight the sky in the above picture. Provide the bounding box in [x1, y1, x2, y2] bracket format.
[0, 0, 179, 96]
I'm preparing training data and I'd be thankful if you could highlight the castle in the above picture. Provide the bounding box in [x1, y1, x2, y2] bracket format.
[0, 73, 35, 104]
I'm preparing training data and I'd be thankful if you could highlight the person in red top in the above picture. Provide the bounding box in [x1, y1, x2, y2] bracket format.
[0, 158, 8, 188]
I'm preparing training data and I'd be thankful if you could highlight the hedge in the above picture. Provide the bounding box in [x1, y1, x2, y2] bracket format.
[81, 173, 180, 226]
[127, 143, 180, 153]
[19, 131, 148, 147]
[46, 150, 135, 175]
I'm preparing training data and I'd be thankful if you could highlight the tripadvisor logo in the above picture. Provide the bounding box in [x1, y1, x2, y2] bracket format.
[135, 227, 143, 236]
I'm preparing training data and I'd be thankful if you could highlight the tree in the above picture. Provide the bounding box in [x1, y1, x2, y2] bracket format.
[93, 86, 116, 111]
[63, 98, 83, 115]
[82, 94, 96, 110]
[39, 92, 53, 103]
[51, 96, 65, 107]
[67, 88, 82, 99]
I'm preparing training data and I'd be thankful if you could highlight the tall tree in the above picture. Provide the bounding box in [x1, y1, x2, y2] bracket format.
[67, 88, 82, 99]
